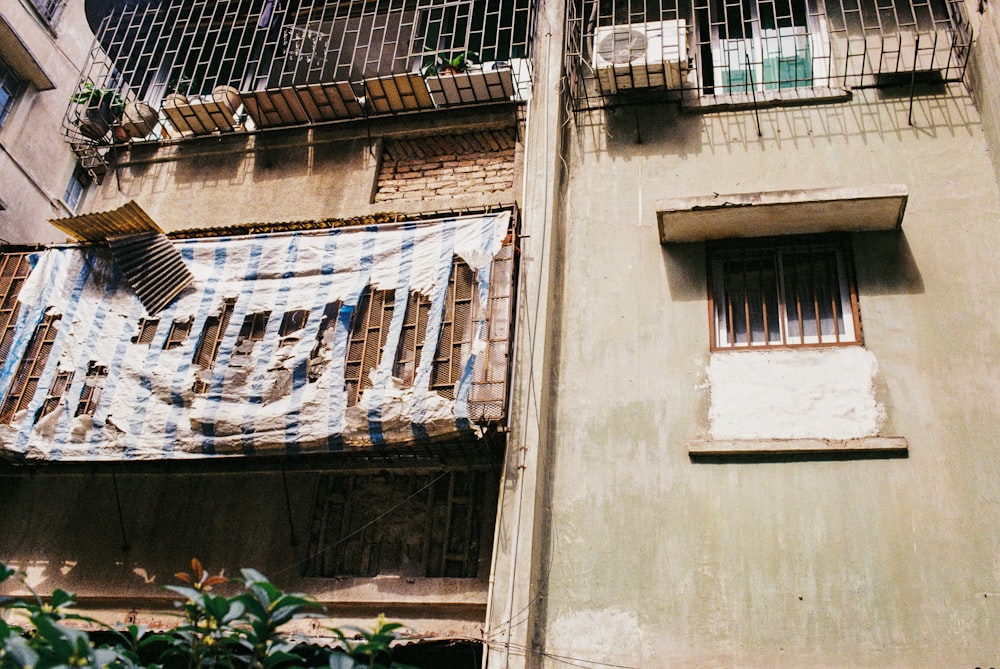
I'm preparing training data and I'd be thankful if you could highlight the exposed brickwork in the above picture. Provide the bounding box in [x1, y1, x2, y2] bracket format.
[375, 128, 517, 202]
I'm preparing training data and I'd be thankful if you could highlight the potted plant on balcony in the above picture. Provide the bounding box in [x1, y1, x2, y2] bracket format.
[69, 82, 125, 141]
[421, 50, 479, 77]
[422, 50, 516, 106]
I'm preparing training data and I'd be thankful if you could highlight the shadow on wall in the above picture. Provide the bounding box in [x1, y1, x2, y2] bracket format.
[852, 230, 924, 295]
[0, 470, 308, 594]
[661, 241, 706, 302]
[660, 230, 924, 303]
[574, 84, 982, 160]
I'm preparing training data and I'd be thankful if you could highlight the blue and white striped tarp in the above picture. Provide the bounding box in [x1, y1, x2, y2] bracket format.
[0, 212, 510, 461]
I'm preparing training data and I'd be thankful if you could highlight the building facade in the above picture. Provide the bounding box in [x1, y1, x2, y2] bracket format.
[3, 0, 1000, 667]
[0, 0, 95, 243]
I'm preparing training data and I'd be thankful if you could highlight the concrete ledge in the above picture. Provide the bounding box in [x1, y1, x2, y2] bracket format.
[682, 87, 852, 113]
[0, 15, 55, 90]
[688, 436, 909, 456]
[657, 185, 908, 242]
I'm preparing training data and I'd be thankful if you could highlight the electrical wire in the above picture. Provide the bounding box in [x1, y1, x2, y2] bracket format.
[271, 469, 450, 578]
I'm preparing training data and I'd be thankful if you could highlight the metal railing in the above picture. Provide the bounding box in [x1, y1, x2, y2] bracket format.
[566, 0, 971, 110]
[63, 0, 535, 150]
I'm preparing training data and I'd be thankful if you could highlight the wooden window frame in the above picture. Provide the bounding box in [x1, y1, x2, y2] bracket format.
[0, 314, 61, 424]
[163, 317, 193, 350]
[192, 298, 236, 393]
[707, 233, 862, 350]
[132, 318, 160, 345]
[75, 361, 108, 417]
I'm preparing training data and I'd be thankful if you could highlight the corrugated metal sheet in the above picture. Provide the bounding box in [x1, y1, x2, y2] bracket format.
[107, 231, 194, 315]
[49, 200, 162, 242]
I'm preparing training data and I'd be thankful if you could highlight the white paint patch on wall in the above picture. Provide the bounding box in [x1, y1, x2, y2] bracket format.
[707, 347, 884, 440]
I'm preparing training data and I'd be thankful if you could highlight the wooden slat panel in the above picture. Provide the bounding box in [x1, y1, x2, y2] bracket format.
[363, 73, 434, 114]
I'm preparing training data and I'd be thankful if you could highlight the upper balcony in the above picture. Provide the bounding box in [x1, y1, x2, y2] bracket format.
[566, 0, 972, 111]
[64, 0, 534, 149]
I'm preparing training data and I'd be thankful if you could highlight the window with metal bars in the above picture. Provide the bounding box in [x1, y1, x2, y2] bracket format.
[0, 253, 34, 371]
[192, 299, 236, 392]
[699, 0, 823, 94]
[67, 0, 533, 145]
[0, 314, 62, 424]
[390, 260, 476, 398]
[303, 469, 491, 578]
[342, 244, 513, 420]
[708, 234, 861, 349]
[567, 0, 968, 108]
[75, 362, 108, 417]
[344, 288, 395, 406]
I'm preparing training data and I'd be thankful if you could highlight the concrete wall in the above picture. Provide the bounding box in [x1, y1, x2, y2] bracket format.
[85, 108, 520, 232]
[0, 465, 495, 638]
[0, 1, 93, 244]
[0, 100, 524, 639]
[966, 0, 1000, 186]
[530, 84, 1000, 667]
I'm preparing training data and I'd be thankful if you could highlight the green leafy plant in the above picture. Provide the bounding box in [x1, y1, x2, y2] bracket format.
[69, 81, 125, 118]
[0, 559, 419, 669]
[421, 51, 480, 76]
[329, 614, 418, 669]
[0, 562, 142, 669]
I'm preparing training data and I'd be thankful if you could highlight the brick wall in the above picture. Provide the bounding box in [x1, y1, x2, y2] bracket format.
[374, 128, 516, 203]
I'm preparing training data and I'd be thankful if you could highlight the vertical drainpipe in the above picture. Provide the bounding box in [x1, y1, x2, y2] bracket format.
[483, 0, 568, 667]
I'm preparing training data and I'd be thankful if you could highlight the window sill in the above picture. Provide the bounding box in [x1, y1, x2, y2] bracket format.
[688, 436, 908, 457]
[682, 86, 851, 113]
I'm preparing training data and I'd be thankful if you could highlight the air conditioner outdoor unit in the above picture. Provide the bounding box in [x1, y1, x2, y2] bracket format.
[592, 20, 688, 93]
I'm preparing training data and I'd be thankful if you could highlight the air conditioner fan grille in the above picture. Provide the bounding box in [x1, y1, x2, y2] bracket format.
[597, 29, 648, 64]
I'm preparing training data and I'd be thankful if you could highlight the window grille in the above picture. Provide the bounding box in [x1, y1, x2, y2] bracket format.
[192, 299, 236, 392]
[0, 253, 34, 370]
[303, 469, 490, 577]
[708, 234, 861, 349]
[565, 0, 971, 110]
[0, 314, 62, 424]
[344, 288, 396, 407]
[66, 0, 535, 146]
[75, 362, 109, 417]
[0, 55, 25, 130]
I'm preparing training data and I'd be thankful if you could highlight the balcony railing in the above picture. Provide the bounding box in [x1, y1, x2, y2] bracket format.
[64, 0, 534, 148]
[566, 0, 971, 110]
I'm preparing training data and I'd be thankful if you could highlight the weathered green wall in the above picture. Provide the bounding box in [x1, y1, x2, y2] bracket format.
[532, 86, 1000, 666]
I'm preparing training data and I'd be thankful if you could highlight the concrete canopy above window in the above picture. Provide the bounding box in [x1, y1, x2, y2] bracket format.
[0, 15, 55, 90]
[656, 185, 908, 243]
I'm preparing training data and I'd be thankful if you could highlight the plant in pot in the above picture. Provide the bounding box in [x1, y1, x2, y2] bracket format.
[69, 82, 125, 141]
[421, 50, 480, 76]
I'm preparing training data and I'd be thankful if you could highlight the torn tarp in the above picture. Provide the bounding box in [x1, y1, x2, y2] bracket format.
[0, 212, 511, 461]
